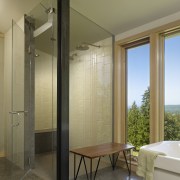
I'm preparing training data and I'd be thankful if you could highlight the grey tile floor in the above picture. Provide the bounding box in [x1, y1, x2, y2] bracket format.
[0, 155, 143, 180]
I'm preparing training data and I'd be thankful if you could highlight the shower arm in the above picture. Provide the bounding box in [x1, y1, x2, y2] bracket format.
[33, 7, 55, 38]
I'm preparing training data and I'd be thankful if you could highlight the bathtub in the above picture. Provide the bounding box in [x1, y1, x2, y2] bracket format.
[141, 141, 180, 180]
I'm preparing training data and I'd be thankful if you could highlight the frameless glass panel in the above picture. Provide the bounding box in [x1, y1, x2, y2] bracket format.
[28, 0, 57, 179]
[126, 43, 150, 152]
[11, 19, 28, 177]
[70, 8, 113, 179]
[164, 34, 180, 140]
[12, 20, 24, 167]
[52, 0, 57, 179]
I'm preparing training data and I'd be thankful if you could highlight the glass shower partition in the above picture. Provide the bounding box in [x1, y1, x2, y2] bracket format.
[69, 8, 114, 179]
[27, 0, 57, 179]
[10, 19, 30, 177]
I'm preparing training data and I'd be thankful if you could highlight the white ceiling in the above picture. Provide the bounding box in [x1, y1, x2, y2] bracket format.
[1, 0, 180, 53]
[70, 0, 180, 35]
[1, 0, 180, 35]
[0, 0, 42, 33]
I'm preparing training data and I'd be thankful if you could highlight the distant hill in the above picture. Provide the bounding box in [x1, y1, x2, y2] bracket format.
[165, 105, 180, 113]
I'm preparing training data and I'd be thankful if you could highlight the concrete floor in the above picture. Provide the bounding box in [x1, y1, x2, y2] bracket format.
[76, 166, 143, 180]
[0, 155, 143, 180]
[0, 157, 42, 180]
[32, 153, 56, 180]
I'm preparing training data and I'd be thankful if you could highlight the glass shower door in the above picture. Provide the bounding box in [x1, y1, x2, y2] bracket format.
[9, 20, 30, 177]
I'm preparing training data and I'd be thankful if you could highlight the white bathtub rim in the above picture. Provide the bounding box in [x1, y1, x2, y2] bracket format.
[154, 155, 180, 174]
[140, 141, 180, 174]
[141, 141, 180, 158]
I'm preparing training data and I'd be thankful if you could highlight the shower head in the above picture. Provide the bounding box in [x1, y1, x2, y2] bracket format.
[76, 42, 101, 51]
[76, 44, 89, 51]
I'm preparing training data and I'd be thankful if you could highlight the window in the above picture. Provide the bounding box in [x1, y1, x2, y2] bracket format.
[164, 33, 180, 140]
[115, 23, 180, 148]
[126, 42, 150, 151]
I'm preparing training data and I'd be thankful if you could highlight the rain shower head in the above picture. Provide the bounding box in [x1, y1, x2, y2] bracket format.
[76, 42, 101, 51]
[76, 44, 89, 51]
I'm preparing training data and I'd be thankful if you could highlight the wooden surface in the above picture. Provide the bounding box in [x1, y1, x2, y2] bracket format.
[70, 143, 134, 159]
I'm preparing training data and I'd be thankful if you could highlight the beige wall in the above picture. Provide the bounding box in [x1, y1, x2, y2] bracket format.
[69, 37, 113, 148]
[0, 36, 4, 157]
[35, 49, 57, 131]
[3, 28, 12, 159]
[3, 18, 24, 168]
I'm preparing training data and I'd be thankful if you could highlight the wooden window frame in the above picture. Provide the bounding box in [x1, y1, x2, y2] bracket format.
[124, 38, 150, 145]
[114, 20, 180, 144]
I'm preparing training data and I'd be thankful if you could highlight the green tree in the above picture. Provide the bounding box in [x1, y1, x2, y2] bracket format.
[140, 87, 150, 145]
[164, 112, 180, 140]
[128, 101, 141, 150]
[128, 86, 180, 151]
[128, 87, 150, 150]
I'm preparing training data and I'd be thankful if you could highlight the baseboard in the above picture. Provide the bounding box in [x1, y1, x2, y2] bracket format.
[0, 151, 5, 158]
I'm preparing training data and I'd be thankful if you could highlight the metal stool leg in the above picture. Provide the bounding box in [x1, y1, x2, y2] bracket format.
[75, 156, 83, 180]
[83, 157, 89, 180]
[94, 157, 101, 179]
[123, 151, 131, 175]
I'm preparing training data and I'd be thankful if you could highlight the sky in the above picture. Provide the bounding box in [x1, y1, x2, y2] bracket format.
[127, 44, 150, 107]
[165, 35, 180, 105]
[127, 35, 180, 107]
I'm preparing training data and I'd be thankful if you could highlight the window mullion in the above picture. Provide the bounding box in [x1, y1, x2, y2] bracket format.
[150, 33, 161, 143]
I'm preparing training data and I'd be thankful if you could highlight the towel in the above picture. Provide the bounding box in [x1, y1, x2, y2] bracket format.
[136, 148, 166, 180]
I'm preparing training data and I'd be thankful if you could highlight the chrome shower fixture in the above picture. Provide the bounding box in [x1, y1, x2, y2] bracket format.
[76, 44, 89, 51]
[33, 7, 55, 38]
[34, 50, 39, 57]
[76, 42, 101, 51]
[69, 53, 77, 60]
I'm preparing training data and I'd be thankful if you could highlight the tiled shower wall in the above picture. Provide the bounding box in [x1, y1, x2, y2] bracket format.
[0, 36, 4, 157]
[70, 37, 113, 148]
[35, 49, 57, 131]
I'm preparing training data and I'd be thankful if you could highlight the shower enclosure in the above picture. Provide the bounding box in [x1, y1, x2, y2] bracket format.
[26, 0, 57, 179]
[9, 20, 29, 177]
[69, 8, 114, 178]
[4, 0, 57, 179]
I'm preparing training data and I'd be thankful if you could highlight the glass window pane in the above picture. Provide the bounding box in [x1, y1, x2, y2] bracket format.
[126, 43, 150, 151]
[164, 34, 180, 140]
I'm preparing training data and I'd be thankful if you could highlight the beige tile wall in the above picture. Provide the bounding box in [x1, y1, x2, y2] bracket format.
[0, 37, 4, 157]
[69, 37, 113, 148]
[35, 49, 57, 131]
